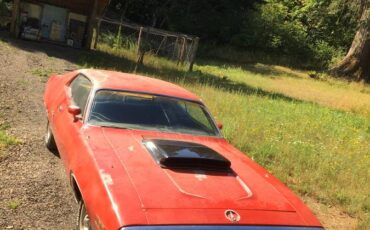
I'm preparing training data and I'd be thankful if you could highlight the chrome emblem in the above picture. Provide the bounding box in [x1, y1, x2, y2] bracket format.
[224, 209, 241, 223]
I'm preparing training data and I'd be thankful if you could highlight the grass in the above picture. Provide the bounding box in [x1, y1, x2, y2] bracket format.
[191, 84, 369, 216]
[30, 68, 55, 78]
[7, 199, 20, 210]
[0, 121, 19, 158]
[195, 63, 370, 116]
[78, 43, 369, 228]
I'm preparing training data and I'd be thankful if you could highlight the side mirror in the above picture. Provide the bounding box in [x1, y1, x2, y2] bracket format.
[68, 105, 81, 122]
[217, 122, 223, 130]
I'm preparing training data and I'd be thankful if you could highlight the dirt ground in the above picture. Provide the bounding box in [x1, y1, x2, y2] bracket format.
[0, 33, 358, 229]
[0, 34, 78, 229]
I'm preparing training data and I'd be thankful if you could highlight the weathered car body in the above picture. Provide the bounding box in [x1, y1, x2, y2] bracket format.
[44, 69, 323, 230]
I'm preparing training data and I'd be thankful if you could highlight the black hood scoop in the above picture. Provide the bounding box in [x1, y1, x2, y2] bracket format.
[143, 139, 231, 171]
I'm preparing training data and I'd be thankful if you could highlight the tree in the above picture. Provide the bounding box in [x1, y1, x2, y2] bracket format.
[330, 0, 370, 81]
[107, 0, 258, 43]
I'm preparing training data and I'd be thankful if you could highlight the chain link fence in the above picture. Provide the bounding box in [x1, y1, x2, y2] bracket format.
[95, 17, 199, 71]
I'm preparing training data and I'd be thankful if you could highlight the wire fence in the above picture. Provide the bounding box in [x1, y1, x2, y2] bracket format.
[95, 17, 199, 71]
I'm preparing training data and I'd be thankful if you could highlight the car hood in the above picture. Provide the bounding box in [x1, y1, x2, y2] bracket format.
[84, 126, 321, 227]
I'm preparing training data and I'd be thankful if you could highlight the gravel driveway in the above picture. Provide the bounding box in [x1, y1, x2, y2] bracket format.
[0, 34, 78, 229]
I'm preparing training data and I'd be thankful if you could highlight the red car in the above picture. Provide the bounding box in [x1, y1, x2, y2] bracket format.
[44, 69, 323, 230]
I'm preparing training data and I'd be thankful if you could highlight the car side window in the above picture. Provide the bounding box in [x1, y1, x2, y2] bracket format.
[184, 102, 215, 131]
[69, 75, 92, 115]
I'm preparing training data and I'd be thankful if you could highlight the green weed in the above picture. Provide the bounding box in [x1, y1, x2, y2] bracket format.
[0, 130, 18, 147]
[0, 121, 19, 158]
[30, 68, 54, 78]
[7, 200, 20, 210]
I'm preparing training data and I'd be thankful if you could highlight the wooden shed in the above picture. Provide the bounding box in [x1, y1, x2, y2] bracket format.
[10, 0, 109, 48]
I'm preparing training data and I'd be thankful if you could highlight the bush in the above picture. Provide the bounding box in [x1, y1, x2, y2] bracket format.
[228, 0, 359, 70]
[309, 40, 342, 69]
[232, 2, 310, 57]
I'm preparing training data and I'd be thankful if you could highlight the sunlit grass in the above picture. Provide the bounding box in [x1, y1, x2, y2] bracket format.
[186, 84, 369, 219]
[0, 122, 18, 158]
[0, 130, 17, 148]
[196, 63, 370, 116]
[79, 44, 369, 227]
[7, 199, 20, 210]
[30, 68, 55, 78]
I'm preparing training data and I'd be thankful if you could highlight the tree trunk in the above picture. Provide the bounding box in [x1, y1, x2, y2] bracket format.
[330, 0, 370, 82]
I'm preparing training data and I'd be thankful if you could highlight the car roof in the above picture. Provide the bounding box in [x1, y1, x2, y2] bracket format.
[79, 69, 201, 102]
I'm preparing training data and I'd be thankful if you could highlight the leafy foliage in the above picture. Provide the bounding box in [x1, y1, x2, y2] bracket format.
[107, 0, 257, 42]
[105, 0, 362, 69]
[233, 0, 360, 68]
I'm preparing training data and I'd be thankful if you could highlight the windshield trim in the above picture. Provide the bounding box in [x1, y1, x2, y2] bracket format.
[86, 89, 222, 137]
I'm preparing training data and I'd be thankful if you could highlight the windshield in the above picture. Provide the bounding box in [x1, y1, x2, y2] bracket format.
[88, 90, 220, 136]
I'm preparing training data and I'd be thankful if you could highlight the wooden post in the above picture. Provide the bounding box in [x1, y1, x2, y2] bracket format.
[188, 37, 199, 72]
[172, 36, 179, 60]
[93, 18, 102, 49]
[86, 0, 98, 49]
[176, 37, 182, 65]
[186, 39, 194, 62]
[178, 37, 186, 65]
[10, 0, 20, 36]
[134, 27, 144, 72]
[137, 27, 143, 54]
[137, 51, 145, 64]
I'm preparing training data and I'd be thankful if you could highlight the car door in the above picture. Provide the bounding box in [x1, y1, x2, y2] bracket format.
[53, 74, 93, 172]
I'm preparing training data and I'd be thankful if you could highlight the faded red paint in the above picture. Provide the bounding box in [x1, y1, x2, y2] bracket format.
[44, 70, 322, 230]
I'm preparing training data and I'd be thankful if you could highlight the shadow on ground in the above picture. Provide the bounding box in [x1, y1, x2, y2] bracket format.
[0, 32, 302, 103]
[196, 58, 307, 80]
